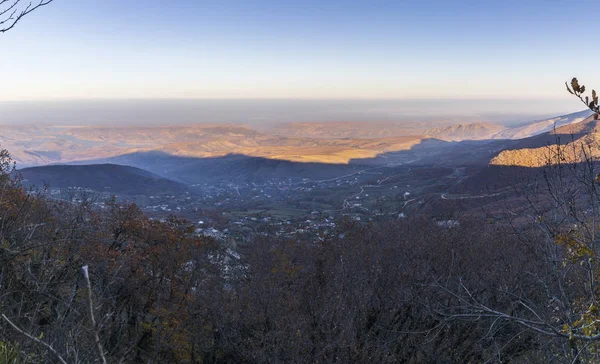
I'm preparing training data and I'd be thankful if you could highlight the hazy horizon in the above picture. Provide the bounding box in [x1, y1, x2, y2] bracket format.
[3, 1, 597, 128]
[0, 98, 585, 127]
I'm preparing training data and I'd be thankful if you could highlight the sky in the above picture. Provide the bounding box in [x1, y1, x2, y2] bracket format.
[1, 0, 599, 122]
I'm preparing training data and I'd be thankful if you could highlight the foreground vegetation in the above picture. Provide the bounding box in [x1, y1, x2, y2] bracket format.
[1, 136, 600, 363]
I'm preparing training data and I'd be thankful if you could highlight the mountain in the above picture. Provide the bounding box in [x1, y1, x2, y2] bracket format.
[424, 110, 593, 141]
[18, 164, 190, 196]
[270, 111, 594, 142]
[494, 110, 593, 139]
[0, 110, 592, 172]
[425, 123, 507, 141]
[490, 113, 599, 167]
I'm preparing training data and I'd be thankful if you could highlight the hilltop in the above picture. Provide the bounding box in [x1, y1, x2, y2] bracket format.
[19, 164, 190, 196]
[424, 122, 507, 141]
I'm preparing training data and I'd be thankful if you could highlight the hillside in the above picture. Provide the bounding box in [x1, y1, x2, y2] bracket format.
[87, 152, 370, 184]
[490, 114, 600, 167]
[494, 110, 593, 139]
[19, 164, 190, 196]
[425, 122, 507, 141]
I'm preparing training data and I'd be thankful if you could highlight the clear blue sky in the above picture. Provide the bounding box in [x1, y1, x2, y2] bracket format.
[1, 0, 599, 109]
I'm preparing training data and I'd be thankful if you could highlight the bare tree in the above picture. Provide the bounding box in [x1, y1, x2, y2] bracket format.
[1, 0, 54, 33]
[1, 314, 68, 364]
[427, 82, 600, 362]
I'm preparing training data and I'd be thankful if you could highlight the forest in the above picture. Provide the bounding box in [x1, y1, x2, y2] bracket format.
[2, 138, 600, 363]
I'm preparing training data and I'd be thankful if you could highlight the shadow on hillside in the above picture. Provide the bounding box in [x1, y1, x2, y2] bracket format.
[60, 137, 505, 184]
[18, 164, 192, 196]
[31, 127, 590, 188]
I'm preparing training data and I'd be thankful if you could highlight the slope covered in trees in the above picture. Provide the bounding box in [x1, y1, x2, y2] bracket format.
[3, 131, 600, 363]
[19, 163, 191, 196]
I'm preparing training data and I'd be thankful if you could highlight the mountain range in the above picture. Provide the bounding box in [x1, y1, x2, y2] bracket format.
[2, 108, 597, 198]
[1, 110, 593, 170]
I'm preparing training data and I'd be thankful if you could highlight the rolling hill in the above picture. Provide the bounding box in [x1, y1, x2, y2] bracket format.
[0, 111, 589, 167]
[18, 164, 191, 196]
[81, 152, 371, 184]
[424, 122, 507, 141]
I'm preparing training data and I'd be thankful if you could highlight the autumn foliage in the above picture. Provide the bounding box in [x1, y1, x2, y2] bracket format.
[3, 128, 600, 362]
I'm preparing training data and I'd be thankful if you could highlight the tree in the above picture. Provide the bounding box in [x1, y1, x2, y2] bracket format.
[566, 78, 600, 119]
[1, 0, 54, 33]
[426, 80, 600, 362]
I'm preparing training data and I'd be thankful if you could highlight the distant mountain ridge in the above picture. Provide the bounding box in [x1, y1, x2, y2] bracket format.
[494, 110, 593, 139]
[8, 110, 598, 203]
[0, 110, 592, 168]
[425, 122, 507, 141]
[425, 110, 593, 141]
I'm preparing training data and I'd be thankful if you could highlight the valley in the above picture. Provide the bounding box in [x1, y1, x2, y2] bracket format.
[2, 110, 591, 167]
[11, 110, 593, 243]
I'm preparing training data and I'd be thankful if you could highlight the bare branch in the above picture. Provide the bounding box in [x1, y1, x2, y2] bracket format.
[1, 313, 68, 364]
[82, 264, 108, 364]
[0, 0, 54, 33]
[566, 77, 600, 118]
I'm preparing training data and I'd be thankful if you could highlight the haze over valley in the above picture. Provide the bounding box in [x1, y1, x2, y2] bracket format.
[5, 109, 592, 168]
[9, 108, 596, 234]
